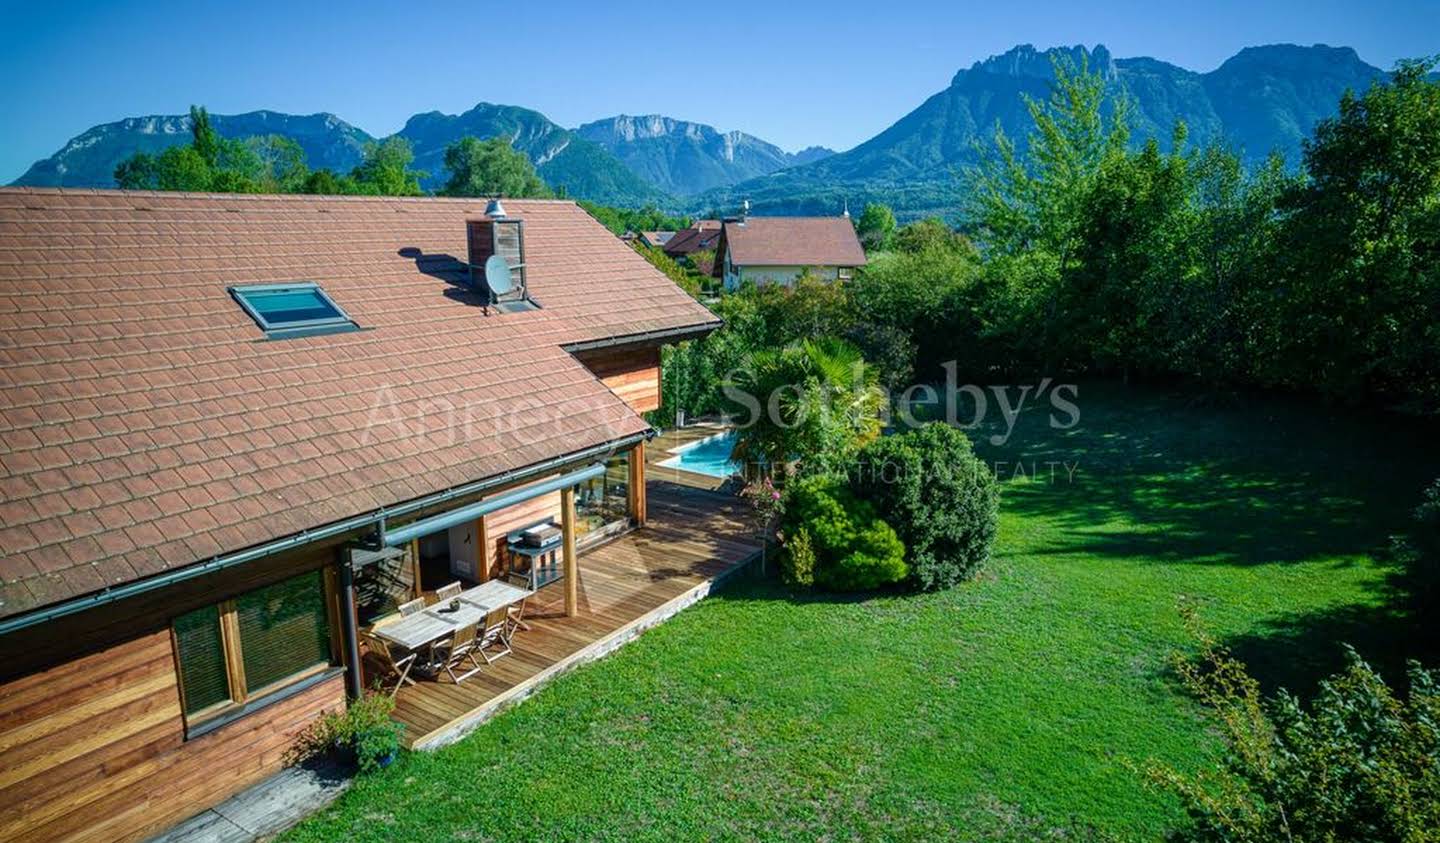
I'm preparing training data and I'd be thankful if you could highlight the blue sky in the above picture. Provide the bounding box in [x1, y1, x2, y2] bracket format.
[1, 0, 1436, 183]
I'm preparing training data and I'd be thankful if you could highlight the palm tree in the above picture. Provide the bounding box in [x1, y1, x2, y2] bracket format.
[726, 337, 883, 480]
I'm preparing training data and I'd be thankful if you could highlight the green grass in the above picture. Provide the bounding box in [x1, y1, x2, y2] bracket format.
[285, 382, 1440, 841]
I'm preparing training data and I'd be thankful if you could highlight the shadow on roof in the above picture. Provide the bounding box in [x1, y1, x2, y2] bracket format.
[398, 247, 490, 310]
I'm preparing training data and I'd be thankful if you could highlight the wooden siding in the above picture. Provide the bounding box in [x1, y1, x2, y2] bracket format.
[575, 345, 661, 413]
[481, 488, 562, 580]
[387, 480, 760, 748]
[0, 629, 345, 843]
[0, 541, 353, 684]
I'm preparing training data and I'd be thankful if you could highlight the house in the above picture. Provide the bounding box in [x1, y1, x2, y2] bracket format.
[661, 220, 722, 275]
[0, 188, 723, 842]
[714, 215, 867, 291]
[661, 220, 721, 260]
[637, 230, 674, 249]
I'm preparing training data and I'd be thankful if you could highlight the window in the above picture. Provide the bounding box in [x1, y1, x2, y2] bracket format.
[575, 450, 632, 543]
[173, 570, 334, 729]
[230, 283, 357, 338]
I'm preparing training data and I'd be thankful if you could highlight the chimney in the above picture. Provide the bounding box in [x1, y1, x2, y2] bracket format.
[467, 203, 527, 302]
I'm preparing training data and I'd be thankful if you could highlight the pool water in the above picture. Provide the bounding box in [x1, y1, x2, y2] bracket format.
[657, 431, 741, 478]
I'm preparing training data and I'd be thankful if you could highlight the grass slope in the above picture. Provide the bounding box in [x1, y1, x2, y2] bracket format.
[285, 383, 1439, 841]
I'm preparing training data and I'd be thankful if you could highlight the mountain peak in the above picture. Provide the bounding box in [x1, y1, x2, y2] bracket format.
[960, 43, 1115, 84]
[1215, 43, 1367, 75]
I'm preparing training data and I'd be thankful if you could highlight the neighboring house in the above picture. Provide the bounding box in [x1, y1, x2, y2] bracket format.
[637, 230, 674, 248]
[714, 215, 866, 291]
[0, 189, 720, 842]
[660, 220, 721, 260]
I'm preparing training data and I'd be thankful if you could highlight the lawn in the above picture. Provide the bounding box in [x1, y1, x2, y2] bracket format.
[284, 382, 1440, 842]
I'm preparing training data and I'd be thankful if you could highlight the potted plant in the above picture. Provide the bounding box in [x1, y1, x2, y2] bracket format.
[299, 690, 404, 774]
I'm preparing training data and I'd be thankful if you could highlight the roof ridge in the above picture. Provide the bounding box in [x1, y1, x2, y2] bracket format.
[0, 187, 581, 207]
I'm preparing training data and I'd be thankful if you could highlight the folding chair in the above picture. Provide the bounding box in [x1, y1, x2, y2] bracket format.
[360, 631, 418, 697]
[432, 622, 483, 684]
[476, 606, 513, 664]
[431, 581, 463, 605]
[504, 572, 532, 632]
[398, 597, 426, 617]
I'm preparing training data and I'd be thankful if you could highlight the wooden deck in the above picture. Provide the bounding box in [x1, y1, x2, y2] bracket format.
[386, 479, 761, 749]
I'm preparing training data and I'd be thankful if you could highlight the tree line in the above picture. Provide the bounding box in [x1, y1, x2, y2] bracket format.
[114, 106, 555, 199]
[659, 55, 1440, 419]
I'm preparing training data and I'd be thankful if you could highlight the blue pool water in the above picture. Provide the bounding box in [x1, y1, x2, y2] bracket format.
[658, 431, 741, 478]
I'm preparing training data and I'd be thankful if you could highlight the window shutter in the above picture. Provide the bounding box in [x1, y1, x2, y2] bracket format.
[235, 571, 331, 692]
[174, 604, 230, 715]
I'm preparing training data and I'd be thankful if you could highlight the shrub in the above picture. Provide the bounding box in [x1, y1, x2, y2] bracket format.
[781, 475, 907, 591]
[782, 526, 816, 586]
[850, 423, 1000, 589]
[296, 690, 404, 774]
[1142, 605, 1440, 842]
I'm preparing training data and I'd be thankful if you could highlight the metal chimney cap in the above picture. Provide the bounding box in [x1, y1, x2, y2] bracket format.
[485, 198, 507, 219]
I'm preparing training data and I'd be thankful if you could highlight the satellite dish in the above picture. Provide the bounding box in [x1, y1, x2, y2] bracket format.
[483, 254, 513, 297]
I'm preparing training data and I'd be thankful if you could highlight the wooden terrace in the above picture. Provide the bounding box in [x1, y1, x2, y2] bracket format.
[385, 479, 760, 749]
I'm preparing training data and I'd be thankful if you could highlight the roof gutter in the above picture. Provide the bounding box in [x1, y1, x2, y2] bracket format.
[562, 320, 721, 354]
[0, 431, 653, 637]
[382, 462, 605, 548]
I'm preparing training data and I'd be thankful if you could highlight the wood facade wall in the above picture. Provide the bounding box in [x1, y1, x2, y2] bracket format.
[574, 345, 662, 413]
[0, 628, 345, 843]
[480, 489, 562, 580]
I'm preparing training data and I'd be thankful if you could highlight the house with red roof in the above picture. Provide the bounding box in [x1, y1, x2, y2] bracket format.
[714, 214, 866, 291]
[0, 188, 751, 841]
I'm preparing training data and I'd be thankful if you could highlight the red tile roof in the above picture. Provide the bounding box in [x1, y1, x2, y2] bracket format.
[662, 221, 723, 257]
[0, 189, 719, 619]
[719, 216, 866, 268]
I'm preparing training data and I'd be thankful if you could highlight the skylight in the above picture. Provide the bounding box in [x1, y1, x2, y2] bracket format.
[229, 283, 357, 339]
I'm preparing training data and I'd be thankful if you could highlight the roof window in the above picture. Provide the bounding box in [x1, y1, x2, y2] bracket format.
[230, 283, 358, 339]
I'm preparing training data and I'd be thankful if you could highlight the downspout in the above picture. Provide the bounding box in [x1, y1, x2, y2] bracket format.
[337, 555, 363, 700]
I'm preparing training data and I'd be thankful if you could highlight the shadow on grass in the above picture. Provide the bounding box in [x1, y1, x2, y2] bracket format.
[961, 381, 1440, 695]
[969, 381, 1440, 569]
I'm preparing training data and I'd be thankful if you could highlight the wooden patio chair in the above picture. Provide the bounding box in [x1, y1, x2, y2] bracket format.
[431, 581, 463, 605]
[398, 597, 426, 617]
[477, 606, 513, 664]
[504, 572, 532, 632]
[360, 631, 418, 697]
[432, 622, 483, 684]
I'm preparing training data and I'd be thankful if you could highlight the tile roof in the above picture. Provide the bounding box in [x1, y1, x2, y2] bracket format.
[662, 222, 723, 257]
[0, 189, 719, 620]
[719, 216, 867, 268]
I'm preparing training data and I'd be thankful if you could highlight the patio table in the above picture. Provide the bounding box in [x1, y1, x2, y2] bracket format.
[372, 580, 533, 652]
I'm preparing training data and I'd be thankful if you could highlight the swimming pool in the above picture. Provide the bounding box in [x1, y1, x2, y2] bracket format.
[657, 431, 741, 479]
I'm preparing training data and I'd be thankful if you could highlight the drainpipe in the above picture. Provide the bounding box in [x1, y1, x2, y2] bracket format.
[337, 555, 363, 700]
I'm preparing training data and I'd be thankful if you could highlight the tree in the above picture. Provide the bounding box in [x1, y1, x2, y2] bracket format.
[855, 202, 896, 251]
[296, 168, 356, 195]
[892, 217, 968, 254]
[188, 105, 220, 167]
[725, 337, 884, 477]
[578, 201, 691, 236]
[350, 138, 425, 196]
[851, 423, 1000, 589]
[247, 135, 310, 193]
[441, 136, 551, 198]
[1265, 58, 1440, 408]
[967, 52, 1132, 372]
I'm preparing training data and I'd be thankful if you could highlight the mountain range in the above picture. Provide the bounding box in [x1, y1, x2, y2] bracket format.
[11, 43, 1390, 218]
